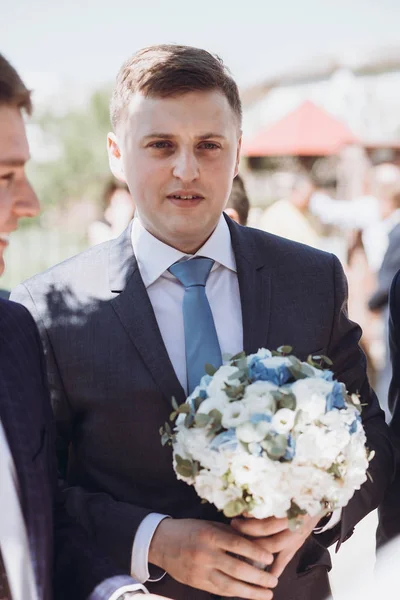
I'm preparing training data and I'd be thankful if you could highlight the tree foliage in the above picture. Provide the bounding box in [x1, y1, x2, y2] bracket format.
[29, 86, 113, 209]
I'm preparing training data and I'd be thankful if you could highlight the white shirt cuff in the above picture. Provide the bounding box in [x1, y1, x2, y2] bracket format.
[314, 509, 342, 534]
[108, 583, 148, 599]
[130, 513, 170, 583]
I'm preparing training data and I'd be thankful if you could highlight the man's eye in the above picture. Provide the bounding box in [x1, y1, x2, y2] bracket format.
[199, 142, 219, 150]
[0, 173, 14, 186]
[149, 141, 172, 149]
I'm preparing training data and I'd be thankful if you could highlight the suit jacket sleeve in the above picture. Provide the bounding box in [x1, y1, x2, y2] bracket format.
[368, 225, 400, 312]
[317, 254, 394, 549]
[13, 302, 140, 600]
[11, 283, 153, 575]
[377, 269, 400, 545]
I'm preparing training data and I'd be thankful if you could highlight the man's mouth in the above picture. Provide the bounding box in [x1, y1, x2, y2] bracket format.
[167, 194, 204, 200]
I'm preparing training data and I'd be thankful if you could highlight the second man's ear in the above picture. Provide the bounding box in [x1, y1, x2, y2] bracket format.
[107, 132, 126, 182]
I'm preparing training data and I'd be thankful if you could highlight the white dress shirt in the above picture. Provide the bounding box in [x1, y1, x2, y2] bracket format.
[0, 420, 39, 600]
[129, 215, 339, 583]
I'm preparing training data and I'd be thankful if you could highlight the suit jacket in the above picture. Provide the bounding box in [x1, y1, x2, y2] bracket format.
[369, 222, 400, 312]
[0, 298, 139, 600]
[11, 217, 394, 600]
[377, 269, 400, 545]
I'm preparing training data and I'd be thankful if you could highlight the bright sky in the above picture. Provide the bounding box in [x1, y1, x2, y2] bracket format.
[2, 0, 400, 99]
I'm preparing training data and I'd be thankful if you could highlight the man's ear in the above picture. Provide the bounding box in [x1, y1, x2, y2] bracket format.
[234, 134, 242, 178]
[107, 132, 126, 183]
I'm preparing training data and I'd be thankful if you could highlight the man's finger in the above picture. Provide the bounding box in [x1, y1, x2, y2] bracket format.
[219, 529, 274, 566]
[209, 570, 275, 600]
[219, 552, 278, 589]
[231, 516, 289, 537]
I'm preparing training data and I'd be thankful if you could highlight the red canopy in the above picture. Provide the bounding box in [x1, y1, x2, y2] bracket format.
[242, 100, 357, 157]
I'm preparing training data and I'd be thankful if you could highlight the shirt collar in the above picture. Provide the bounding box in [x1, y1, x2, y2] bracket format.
[131, 215, 237, 288]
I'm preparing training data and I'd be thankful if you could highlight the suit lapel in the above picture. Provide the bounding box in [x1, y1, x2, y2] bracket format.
[0, 375, 46, 598]
[108, 226, 186, 406]
[227, 216, 272, 354]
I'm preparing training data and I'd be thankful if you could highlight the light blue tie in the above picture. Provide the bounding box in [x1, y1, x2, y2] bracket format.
[169, 257, 222, 395]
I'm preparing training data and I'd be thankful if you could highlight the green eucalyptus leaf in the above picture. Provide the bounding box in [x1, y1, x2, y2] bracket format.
[194, 413, 212, 427]
[177, 403, 190, 414]
[278, 393, 296, 410]
[175, 454, 195, 478]
[277, 345, 293, 355]
[261, 434, 288, 460]
[193, 396, 205, 411]
[205, 363, 217, 376]
[328, 463, 342, 479]
[184, 412, 195, 428]
[161, 433, 170, 446]
[169, 410, 178, 421]
[171, 396, 179, 411]
[231, 351, 246, 361]
[223, 499, 247, 518]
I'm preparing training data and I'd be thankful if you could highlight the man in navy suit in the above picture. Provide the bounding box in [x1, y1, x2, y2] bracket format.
[0, 54, 169, 600]
[12, 45, 394, 600]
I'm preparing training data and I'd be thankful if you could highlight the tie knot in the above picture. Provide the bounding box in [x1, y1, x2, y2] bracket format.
[169, 257, 214, 288]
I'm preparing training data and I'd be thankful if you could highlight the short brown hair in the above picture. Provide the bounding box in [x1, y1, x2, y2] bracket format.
[110, 44, 241, 130]
[0, 53, 32, 114]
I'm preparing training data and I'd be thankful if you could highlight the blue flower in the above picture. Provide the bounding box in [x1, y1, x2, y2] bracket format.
[250, 413, 272, 424]
[248, 357, 291, 385]
[320, 370, 334, 382]
[210, 428, 238, 452]
[326, 382, 347, 411]
[349, 420, 358, 434]
[284, 434, 296, 461]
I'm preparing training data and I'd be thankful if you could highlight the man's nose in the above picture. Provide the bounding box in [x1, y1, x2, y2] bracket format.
[14, 180, 40, 219]
[172, 150, 199, 182]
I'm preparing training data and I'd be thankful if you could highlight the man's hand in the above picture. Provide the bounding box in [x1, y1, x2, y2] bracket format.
[231, 514, 322, 578]
[148, 518, 278, 599]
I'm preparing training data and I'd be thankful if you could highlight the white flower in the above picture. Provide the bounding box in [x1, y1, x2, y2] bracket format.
[242, 381, 278, 412]
[175, 427, 209, 462]
[292, 378, 333, 421]
[221, 401, 250, 428]
[247, 348, 273, 362]
[236, 421, 266, 443]
[272, 409, 295, 434]
[197, 396, 228, 415]
[207, 365, 241, 396]
[230, 453, 266, 486]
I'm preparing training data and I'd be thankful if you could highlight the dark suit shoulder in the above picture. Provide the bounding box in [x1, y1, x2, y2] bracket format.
[0, 297, 38, 334]
[240, 223, 334, 269]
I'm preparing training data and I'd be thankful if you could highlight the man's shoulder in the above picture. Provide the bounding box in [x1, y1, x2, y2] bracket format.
[242, 224, 333, 266]
[18, 238, 114, 294]
[0, 297, 38, 342]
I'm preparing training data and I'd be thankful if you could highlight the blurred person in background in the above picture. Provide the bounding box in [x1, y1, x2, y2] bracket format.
[224, 173, 250, 225]
[88, 179, 135, 246]
[0, 53, 169, 600]
[258, 174, 324, 248]
[368, 187, 400, 420]
[362, 164, 400, 274]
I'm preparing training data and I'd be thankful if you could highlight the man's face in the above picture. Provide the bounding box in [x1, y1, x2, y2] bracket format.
[0, 105, 39, 275]
[109, 90, 241, 253]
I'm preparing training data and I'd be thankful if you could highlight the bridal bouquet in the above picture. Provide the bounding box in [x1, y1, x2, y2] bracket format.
[161, 347, 374, 527]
